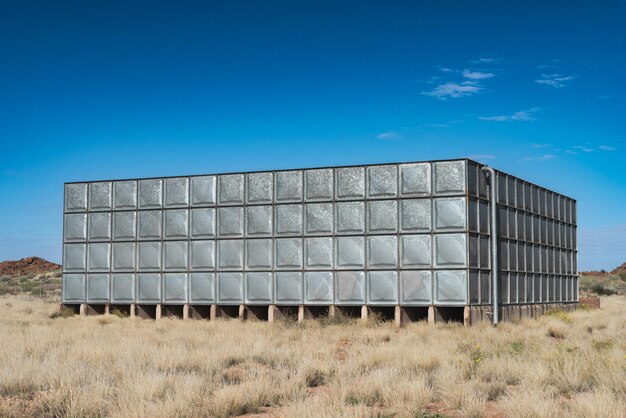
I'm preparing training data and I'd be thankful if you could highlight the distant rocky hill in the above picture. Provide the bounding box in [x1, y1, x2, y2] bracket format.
[580, 262, 626, 297]
[0, 257, 61, 278]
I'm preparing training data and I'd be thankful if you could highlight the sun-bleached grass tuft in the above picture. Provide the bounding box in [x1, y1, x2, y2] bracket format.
[0, 296, 624, 417]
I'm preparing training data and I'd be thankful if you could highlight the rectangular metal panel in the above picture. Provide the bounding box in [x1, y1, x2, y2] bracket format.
[64, 213, 87, 242]
[400, 271, 432, 305]
[163, 273, 188, 304]
[399, 162, 431, 196]
[190, 240, 215, 270]
[433, 197, 466, 232]
[218, 207, 244, 237]
[479, 235, 490, 269]
[335, 167, 365, 199]
[63, 273, 85, 302]
[245, 272, 273, 304]
[136, 273, 161, 303]
[217, 272, 243, 304]
[164, 209, 189, 239]
[468, 198, 478, 233]
[509, 273, 518, 303]
[112, 242, 135, 272]
[246, 172, 273, 204]
[163, 241, 188, 271]
[335, 271, 366, 304]
[304, 272, 333, 304]
[65, 183, 88, 212]
[246, 239, 273, 270]
[367, 236, 398, 269]
[137, 242, 162, 271]
[335, 236, 365, 269]
[469, 271, 479, 304]
[274, 272, 303, 304]
[304, 168, 333, 201]
[189, 272, 215, 304]
[508, 209, 516, 240]
[479, 200, 489, 234]
[217, 240, 244, 270]
[190, 208, 215, 238]
[113, 181, 137, 210]
[138, 179, 162, 209]
[480, 271, 490, 305]
[190, 175, 216, 206]
[111, 273, 135, 303]
[88, 243, 110, 272]
[89, 182, 112, 211]
[469, 235, 479, 269]
[88, 212, 111, 242]
[304, 237, 333, 269]
[367, 165, 398, 198]
[367, 200, 398, 233]
[336, 202, 365, 234]
[400, 235, 431, 268]
[400, 199, 431, 232]
[367, 271, 398, 305]
[113, 211, 136, 240]
[274, 238, 303, 269]
[304, 203, 333, 235]
[218, 174, 245, 205]
[275, 204, 303, 236]
[507, 176, 516, 207]
[434, 234, 467, 268]
[164, 177, 189, 208]
[138, 210, 162, 240]
[498, 272, 509, 304]
[433, 160, 466, 195]
[434, 270, 467, 305]
[246, 206, 273, 237]
[275, 171, 303, 202]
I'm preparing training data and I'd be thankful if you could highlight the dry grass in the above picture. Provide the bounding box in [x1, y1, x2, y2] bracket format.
[0, 297, 624, 418]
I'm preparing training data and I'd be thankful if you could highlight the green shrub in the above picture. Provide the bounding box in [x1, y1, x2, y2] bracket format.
[591, 283, 616, 296]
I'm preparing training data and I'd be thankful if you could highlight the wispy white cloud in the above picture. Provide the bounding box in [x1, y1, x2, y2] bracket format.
[421, 81, 482, 99]
[471, 57, 499, 64]
[532, 143, 550, 148]
[376, 131, 399, 140]
[535, 73, 577, 88]
[468, 154, 496, 161]
[599, 145, 616, 151]
[462, 69, 495, 80]
[479, 107, 540, 122]
[573, 145, 594, 152]
[524, 154, 556, 161]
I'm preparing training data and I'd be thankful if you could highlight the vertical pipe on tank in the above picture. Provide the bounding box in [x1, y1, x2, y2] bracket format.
[481, 166, 499, 326]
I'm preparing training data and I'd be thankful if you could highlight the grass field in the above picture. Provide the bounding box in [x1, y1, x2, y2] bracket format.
[0, 297, 624, 418]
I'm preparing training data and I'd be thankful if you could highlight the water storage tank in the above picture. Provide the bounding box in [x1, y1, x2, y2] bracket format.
[61, 159, 578, 324]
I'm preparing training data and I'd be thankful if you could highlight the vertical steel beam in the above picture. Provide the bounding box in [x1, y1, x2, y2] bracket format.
[481, 166, 499, 326]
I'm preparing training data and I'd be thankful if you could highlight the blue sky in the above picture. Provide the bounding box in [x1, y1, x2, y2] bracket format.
[0, 0, 624, 270]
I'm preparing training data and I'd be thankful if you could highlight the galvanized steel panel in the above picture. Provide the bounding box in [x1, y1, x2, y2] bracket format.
[164, 209, 188, 239]
[274, 238, 303, 269]
[335, 271, 365, 304]
[336, 167, 365, 199]
[304, 272, 333, 304]
[190, 176, 216, 206]
[63, 273, 85, 302]
[335, 236, 365, 269]
[400, 270, 432, 305]
[111, 273, 135, 303]
[246, 172, 273, 204]
[246, 272, 273, 304]
[65, 183, 88, 212]
[218, 207, 244, 237]
[164, 177, 189, 208]
[246, 239, 273, 270]
[400, 199, 430, 232]
[189, 272, 215, 303]
[367, 165, 398, 198]
[400, 235, 431, 268]
[434, 270, 467, 305]
[138, 210, 162, 240]
[367, 236, 398, 269]
[190, 240, 215, 270]
[218, 240, 244, 270]
[367, 271, 398, 305]
[218, 174, 245, 205]
[137, 242, 162, 271]
[88, 243, 110, 272]
[246, 206, 273, 237]
[138, 179, 162, 209]
[217, 272, 243, 304]
[163, 273, 188, 304]
[87, 274, 110, 303]
[304, 169, 333, 201]
[64, 213, 87, 242]
[367, 200, 398, 233]
[336, 202, 365, 234]
[275, 204, 303, 236]
[304, 237, 333, 269]
[274, 272, 303, 304]
[305, 203, 333, 235]
[113, 211, 136, 240]
[136, 273, 161, 303]
[275, 171, 303, 202]
[88, 212, 111, 241]
[163, 241, 188, 271]
[434, 234, 467, 268]
[113, 181, 137, 210]
[190, 208, 215, 238]
[112, 242, 135, 271]
[433, 197, 466, 231]
[89, 182, 112, 211]
[433, 160, 466, 195]
[399, 163, 431, 196]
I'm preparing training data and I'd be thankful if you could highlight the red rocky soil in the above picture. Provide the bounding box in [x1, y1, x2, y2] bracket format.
[0, 257, 61, 278]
